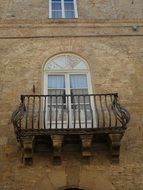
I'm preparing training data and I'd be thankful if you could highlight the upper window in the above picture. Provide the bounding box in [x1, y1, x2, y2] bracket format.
[49, 0, 78, 19]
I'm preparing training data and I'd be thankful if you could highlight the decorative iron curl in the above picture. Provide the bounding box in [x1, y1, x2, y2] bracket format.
[11, 102, 26, 141]
[112, 96, 130, 127]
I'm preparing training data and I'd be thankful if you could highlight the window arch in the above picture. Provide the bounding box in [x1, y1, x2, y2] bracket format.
[44, 54, 89, 71]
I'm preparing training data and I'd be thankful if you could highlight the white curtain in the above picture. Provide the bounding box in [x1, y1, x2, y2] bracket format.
[48, 75, 65, 89]
[70, 74, 87, 89]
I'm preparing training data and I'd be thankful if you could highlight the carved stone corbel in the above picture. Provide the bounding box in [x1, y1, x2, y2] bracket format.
[21, 136, 35, 165]
[108, 133, 123, 163]
[51, 135, 64, 165]
[80, 135, 93, 160]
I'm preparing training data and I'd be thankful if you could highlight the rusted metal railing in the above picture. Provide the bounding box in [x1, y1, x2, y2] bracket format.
[11, 93, 130, 140]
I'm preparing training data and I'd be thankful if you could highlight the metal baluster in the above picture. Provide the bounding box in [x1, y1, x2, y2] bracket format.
[105, 95, 111, 128]
[78, 95, 81, 128]
[50, 96, 52, 129]
[114, 95, 118, 127]
[55, 96, 58, 129]
[38, 96, 41, 129]
[73, 95, 76, 129]
[83, 95, 87, 128]
[61, 94, 64, 129]
[67, 95, 70, 129]
[32, 96, 35, 129]
[25, 96, 29, 129]
[19, 95, 24, 129]
[43, 96, 46, 129]
[94, 95, 99, 128]
[111, 95, 118, 127]
[89, 95, 93, 128]
[99, 95, 105, 128]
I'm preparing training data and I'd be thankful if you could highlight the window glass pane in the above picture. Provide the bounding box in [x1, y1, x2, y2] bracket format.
[64, 0, 75, 18]
[52, 10, 62, 18]
[65, 11, 75, 18]
[70, 74, 88, 89]
[52, 2, 61, 10]
[64, 0, 73, 2]
[48, 75, 65, 88]
[64, 2, 74, 10]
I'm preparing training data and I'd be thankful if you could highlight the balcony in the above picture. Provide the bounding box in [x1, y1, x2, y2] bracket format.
[12, 93, 130, 164]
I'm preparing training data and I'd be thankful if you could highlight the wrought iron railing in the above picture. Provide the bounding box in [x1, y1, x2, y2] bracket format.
[12, 93, 130, 140]
[11, 93, 130, 164]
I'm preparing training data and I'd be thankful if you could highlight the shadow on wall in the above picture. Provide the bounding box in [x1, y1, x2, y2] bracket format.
[59, 187, 86, 190]
[33, 168, 116, 190]
[64, 188, 84, 190]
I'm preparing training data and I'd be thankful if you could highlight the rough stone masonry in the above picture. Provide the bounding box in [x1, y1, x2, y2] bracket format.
[0, 0, 143, 189]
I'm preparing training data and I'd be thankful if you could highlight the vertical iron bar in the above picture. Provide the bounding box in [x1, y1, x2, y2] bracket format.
[89, 95, 93, 128]
[110, 94, 117, 127]
[21, 95, 24, 103]
[99, 95, 105, 128]
[105, 95, 111, 128]
[114, 95, 118, 127]
[50, 96, 52, 129]
[83, 95, 87, 128]
[73, 95, 76, 129]
[38, 96, 41, 129]
[55, 96, 58, 129]
[61, 94, 64, 129]
[32, 96, 35, 129]
[25, 96, 30, 129]
[94, 95, 99, 128]
[43, 96, 46, 129]
[20, 95, 25, 129]
[78, 95, 81, 128]
[67, 95, 70, 129]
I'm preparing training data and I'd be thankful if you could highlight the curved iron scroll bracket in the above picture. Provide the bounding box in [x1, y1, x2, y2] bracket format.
[11, 102, 26, 142]
[112, 96, 130, 127]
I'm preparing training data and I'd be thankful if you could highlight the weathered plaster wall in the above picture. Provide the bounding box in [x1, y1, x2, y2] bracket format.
[0, 0, 143, 20]
[0, 35, 143, 189]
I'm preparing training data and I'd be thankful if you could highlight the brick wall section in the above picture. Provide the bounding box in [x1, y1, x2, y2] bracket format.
[0, 0, 143, 19]
[0, 34, 143, 189]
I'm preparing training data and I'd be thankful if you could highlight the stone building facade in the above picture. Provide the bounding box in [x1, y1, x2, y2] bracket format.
[0, 0, 143, 190]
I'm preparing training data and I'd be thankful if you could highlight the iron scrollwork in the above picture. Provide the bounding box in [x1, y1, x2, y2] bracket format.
[11, 102, 26, 141]
[112, 95, 130, 127]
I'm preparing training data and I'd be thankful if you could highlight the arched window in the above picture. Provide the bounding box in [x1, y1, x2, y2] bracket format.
[44, 54, 95, 129]
[44, 54, 92, 96]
